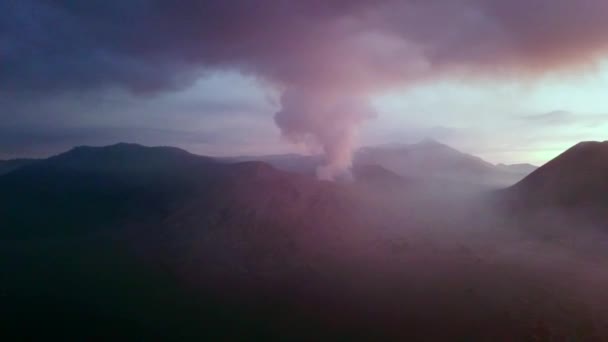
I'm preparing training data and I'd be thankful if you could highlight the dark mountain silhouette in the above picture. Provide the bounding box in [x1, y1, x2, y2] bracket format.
[0, 143, 220, 239]
[505, 141, 608, 209]
[1, 143, 382, 339]
[0, 158, 39, 175]
[0, 143, 367, 240]
[224, 153, 322, 176]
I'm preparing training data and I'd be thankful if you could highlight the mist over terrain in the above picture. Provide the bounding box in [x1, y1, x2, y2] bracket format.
[230, 139, 536, 188]
[3, 1, 608, 340]
[2, 141, 608, 340]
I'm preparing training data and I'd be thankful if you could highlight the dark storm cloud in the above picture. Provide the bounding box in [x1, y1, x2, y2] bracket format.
[3, 0, 608, 94]
[3, 0, 608, 175]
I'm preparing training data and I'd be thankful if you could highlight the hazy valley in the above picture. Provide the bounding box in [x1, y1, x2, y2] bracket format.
[2, 141, 608, 340]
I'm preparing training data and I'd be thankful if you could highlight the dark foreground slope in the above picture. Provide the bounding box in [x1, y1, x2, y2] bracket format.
[0, 158, 38, 176]
[0, 143, 378, 339]
[2, 143, 608, 340]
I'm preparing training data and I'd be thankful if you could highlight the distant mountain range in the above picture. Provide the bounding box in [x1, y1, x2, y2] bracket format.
[1, 140, 536, 188]
[6, 139, 606, 242]
[496, 163, 538, 175]
[356, 139, 536, 188]
[228, 139, 537, 188]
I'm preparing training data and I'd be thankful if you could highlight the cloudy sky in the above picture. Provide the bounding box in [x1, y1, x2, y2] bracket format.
[2, 0, 608, 169]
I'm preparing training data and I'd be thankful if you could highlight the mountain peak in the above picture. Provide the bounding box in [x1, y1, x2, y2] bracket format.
[26, 143, 217, 180]
[549, 140, 608, 167]
[68, 142, 192, 156]
[571, 140, 608, 152]
[508, 140, 608, 207]
[415, 138, 446, 148]
[56, 143, 207, 162]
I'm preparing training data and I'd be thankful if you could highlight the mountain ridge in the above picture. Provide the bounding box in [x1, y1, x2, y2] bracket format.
[504, 140, 608, 210]
[356, 139, 532, 187]
[231, 139, 537, 187]
[0, 142, 362, 240]
[0, 158, 39, 176]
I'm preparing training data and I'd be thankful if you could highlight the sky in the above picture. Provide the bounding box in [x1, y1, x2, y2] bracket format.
[2, 0, 608, 172]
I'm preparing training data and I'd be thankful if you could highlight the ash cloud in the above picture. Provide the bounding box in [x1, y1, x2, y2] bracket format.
[3, 0, 608, 177]
[275, 88, 375, 180]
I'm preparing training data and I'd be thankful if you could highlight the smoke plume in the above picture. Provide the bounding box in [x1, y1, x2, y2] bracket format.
[3, 0, 608, 177]
[275, 88, 375, 180]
